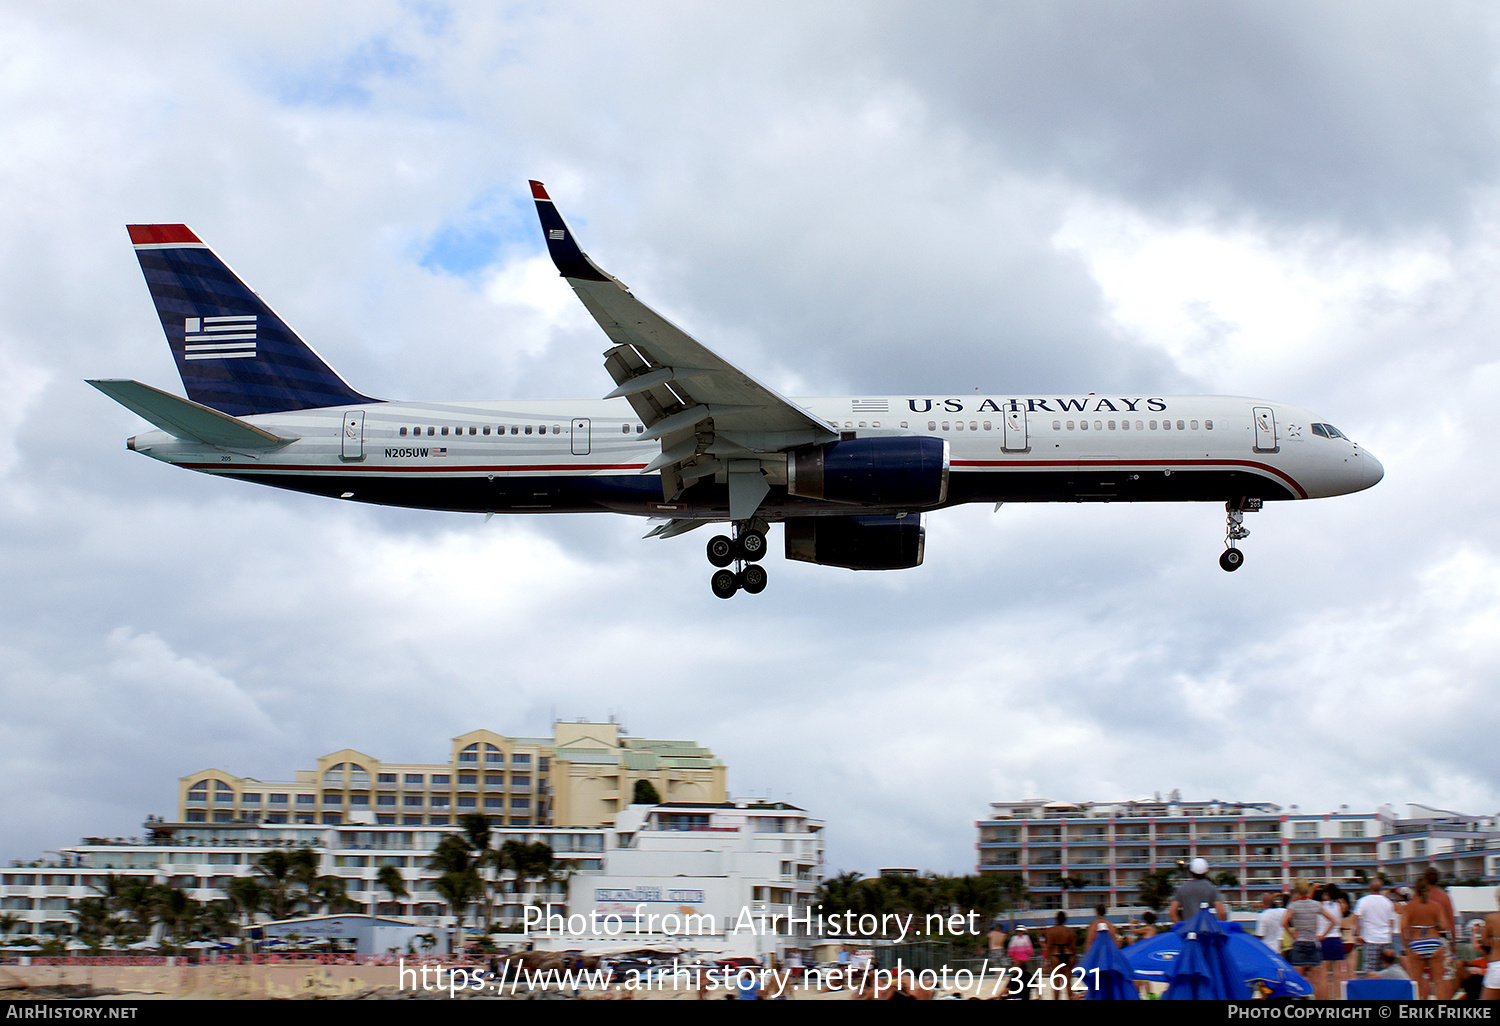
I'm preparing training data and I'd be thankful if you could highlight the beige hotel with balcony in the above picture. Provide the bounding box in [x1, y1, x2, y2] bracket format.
[175, 722, 725, 830]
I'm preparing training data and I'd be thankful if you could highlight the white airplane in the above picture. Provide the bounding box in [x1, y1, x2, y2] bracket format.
[91, 182, 1383, 598]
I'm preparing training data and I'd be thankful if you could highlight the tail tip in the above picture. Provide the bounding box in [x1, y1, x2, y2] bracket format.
[127, 224, 201, 246]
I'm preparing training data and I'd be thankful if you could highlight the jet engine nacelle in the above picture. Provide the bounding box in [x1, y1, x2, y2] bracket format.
[784, 514, 926, 570]
[785, 436, 949, 506]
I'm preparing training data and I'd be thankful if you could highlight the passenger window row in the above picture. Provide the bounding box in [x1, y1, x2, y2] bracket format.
[1050, 419, 1211, 432]
[396, 423, 645, 438]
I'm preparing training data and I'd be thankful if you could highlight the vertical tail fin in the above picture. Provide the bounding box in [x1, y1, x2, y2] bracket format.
[127, 225, 379, 416]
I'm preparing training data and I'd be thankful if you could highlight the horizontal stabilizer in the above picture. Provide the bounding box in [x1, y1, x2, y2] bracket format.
[87, 379, 296, 450]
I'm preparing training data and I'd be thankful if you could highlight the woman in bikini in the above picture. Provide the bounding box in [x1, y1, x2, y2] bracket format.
[1402, 878, 1448, 1000]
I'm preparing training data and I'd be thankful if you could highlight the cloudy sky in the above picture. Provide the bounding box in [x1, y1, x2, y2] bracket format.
[4, 1, 1500, 877]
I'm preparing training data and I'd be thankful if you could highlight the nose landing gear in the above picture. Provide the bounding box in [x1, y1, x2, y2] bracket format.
[1220, 498, 1260, 572]
[707, 520, 770, 597]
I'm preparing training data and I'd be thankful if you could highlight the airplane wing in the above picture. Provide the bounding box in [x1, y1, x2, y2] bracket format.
[530, 181, 838, 511]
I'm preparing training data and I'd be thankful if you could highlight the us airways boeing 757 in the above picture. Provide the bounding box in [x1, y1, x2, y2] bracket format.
[91, 182, 1383, 597]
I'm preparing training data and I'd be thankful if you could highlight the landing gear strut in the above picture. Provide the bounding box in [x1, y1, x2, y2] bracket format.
[1220, 498, 1260, 572]
[707, 519, 770, 597]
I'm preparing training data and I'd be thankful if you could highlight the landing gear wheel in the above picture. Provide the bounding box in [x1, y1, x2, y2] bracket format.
[707, 535, 736, 568]
[737, 529, 767, 562]
[711, 569, 740, 598]
[740, 564, 768, 594]
[1220, 549, 1244, 572]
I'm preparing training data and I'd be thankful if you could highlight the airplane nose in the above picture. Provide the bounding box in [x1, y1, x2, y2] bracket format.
[1361, 450, 1384, 489]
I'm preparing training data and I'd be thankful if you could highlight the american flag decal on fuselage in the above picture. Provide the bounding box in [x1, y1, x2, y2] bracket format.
[184, 315, 256, 360]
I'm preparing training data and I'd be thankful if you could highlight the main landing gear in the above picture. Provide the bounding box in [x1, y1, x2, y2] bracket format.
[1219, 498, 1260, 572]
[707, 520, 768, 598]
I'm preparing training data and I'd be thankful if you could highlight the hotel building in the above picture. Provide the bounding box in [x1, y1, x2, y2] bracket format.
[2, 724, 822, 957]
[976, 794, 1500, 908]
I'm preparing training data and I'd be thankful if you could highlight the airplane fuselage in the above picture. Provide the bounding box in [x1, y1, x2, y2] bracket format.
[125, 392, 1381, 518]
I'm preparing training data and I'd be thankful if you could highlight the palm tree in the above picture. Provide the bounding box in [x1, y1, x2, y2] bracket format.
[225, 876, 266, 943]
[376, 865, 409, 916]
[500, 841, 555, 923]
[993, 873, 1031, 914]
[70, 898, 111, 951]
[307, 876, 357, 915]
[152, 885, 198, 951]
[289, 848, 321, 914]
[458, 814, 497, 929]
[428, 835, 484, 935]
[1137, 867, 1181, 911]
[252, 852, 304, 924]
[1055, 875, 1088, 910]
[116, 877, 158, 943]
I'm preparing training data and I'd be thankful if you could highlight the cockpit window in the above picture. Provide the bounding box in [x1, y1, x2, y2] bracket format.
[1311, 423, 1328, 438]
[1311, 423, 1348, 440]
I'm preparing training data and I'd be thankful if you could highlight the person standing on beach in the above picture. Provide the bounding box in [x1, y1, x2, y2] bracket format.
[1352, 879, 1395, 977]
[1478, 887, 1500, 1001]
[1169, 858, 1228, 922]
[1256, 892, 1286, 953]
[1043, 912, 1077, 1000]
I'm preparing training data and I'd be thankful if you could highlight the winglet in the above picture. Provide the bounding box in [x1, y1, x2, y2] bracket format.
[529, 181, 613, 283]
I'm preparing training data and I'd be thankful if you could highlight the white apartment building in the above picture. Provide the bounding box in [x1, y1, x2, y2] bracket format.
[976, 794, 1500, 908]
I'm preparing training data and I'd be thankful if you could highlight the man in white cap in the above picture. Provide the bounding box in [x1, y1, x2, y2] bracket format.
[1168, 857, 1228, 923]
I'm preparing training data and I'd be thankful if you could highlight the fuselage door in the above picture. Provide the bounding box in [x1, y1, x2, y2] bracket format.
[571, 418, 591, 456]
[1252, 407, 1279, 453]
[1003, 408, 1029, 453]
[340, 410, 365, 461]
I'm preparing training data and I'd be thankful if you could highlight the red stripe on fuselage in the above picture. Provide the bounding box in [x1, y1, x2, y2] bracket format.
[179, 457, 1306, 496]
[181, 462, 652, 474]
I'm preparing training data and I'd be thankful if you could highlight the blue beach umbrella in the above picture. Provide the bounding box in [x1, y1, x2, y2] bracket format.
[1124, 916, 1310, 999]
[1080, 925, 1139, 1000]
[1163, 908, 1247, 1000]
